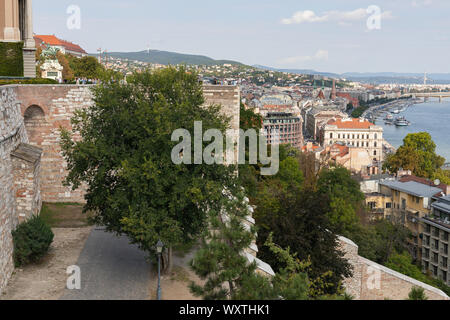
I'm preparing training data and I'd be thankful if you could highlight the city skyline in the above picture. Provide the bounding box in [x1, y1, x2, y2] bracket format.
[33, 0, 450, 74]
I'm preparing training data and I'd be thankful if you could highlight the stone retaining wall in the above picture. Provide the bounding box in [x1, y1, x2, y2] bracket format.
[339, 236, 449, 300]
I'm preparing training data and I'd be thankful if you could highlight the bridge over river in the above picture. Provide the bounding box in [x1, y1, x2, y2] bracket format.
[404, 92, 450, 102]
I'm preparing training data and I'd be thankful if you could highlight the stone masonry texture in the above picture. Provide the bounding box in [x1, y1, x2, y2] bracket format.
[0, 86, 36, 294]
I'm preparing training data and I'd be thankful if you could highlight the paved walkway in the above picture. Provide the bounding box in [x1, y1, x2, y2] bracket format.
[61, 228, 152, 300]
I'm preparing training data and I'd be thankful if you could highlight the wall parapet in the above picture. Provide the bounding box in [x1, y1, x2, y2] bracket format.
[339, 235, 449, 300]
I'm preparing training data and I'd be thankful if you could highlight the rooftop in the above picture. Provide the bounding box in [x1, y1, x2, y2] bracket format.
[380, 180, 444, 198]
[34, 35, 87, 54]
[11, 143, 42, 164]
[431, 195, 450, 213]
[400, 175, 449, 195]
[327, 118, 377, 129]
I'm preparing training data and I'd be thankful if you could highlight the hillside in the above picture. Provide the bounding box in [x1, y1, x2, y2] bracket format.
[93, 50, 243, 66]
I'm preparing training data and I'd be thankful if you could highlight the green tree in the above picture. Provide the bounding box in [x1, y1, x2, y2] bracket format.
[317, 167, 364, 235]
[68, 55, 105, 79]
[240, 103, 262, 131]
[61, 67, 236, 270]
[354, 220, 411, 265]
[256, 190, 352, 295]
[225, 233, 349, 300]
[189, 189, 259, 300]
[384, 132, 445, 178]
[386, 251, 427, 282]
[56, 51, 74, 81]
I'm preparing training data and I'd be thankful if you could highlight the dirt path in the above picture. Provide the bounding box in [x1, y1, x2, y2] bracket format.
[0, 227, 92, 300]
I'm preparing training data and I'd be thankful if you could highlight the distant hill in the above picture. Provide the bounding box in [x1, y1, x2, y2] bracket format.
[92, 50, 243, 66]
[253, 65, 450, 84]
[253, 65, 340, 78]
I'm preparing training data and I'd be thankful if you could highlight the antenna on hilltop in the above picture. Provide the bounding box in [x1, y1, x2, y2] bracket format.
[97, 48, 102, 64]
[147, 43, 150, 54]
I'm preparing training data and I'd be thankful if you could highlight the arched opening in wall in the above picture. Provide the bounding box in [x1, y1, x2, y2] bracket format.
[24, 105, 47, 147]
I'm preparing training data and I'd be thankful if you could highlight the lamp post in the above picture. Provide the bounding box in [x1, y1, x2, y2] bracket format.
[156, 239, 164, 300]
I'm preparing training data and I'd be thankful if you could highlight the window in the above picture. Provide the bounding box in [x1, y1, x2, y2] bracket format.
[374, 150, 377, 156]
[433, 253, 439, 264]
[374, 142, 377, 147]
[386, 202, 392, 209]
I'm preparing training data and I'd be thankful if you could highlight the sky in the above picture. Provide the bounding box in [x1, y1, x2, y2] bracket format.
[33, 0, 450, 74]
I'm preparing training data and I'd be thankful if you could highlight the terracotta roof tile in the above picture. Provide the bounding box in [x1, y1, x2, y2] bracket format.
[327, 118, 375, 129]
[34, 35, 87, 55]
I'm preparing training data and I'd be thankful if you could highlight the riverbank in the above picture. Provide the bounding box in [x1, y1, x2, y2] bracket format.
[377, 98, 450, 162]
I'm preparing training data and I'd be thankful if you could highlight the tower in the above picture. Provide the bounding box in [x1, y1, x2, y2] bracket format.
[331, 79, 337, 100]
[424, 72, 428, 86]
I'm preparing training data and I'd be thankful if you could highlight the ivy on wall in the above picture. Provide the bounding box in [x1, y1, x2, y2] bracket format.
[0, 42, 24, 77]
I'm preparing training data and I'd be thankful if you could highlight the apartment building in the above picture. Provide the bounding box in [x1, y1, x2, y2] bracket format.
[378, 179, 446, 261]
[263, 112, 303, 149]
[322, 118, 384, 166]
[305, 107, 347, 140]
[421, 195, 450, 286]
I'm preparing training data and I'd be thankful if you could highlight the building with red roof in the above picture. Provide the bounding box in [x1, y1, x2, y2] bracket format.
[321, 118, 384, 168]
[34, 35, 87, 57]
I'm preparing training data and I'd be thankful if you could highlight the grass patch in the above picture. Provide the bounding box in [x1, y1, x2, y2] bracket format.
[39, 202, 93, 228]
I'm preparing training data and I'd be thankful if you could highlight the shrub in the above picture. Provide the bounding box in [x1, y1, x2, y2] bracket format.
[12, 215, 54, 267]
[408, 286, 428, 300]
[0, 42, 24, 77]
[0, 78, 58, 86]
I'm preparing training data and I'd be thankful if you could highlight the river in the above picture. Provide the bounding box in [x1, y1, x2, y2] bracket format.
[374, 98, 450, 162]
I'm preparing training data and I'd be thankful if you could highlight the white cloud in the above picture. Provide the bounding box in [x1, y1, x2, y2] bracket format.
[281, 8, 393, 25]
[412, 0, 433, 7]
[278, 50, 329, 65]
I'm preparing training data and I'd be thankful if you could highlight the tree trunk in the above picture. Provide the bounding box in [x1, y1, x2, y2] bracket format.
[161, 246, 173, 274]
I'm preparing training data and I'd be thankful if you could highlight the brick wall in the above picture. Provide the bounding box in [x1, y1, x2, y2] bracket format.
[14, 84, 240, 204]
[16, 85, 94, 203]
[339, 236, 449, 300]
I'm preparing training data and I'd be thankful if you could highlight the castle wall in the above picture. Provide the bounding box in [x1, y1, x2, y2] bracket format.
[16, 85, 94, 203]
[339, 236, 449, 300]
[0, 86, 31, 294]
[14, 85, 240, 204]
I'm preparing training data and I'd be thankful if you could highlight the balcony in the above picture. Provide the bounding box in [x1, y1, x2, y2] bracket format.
[423, 215, 450, 232]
